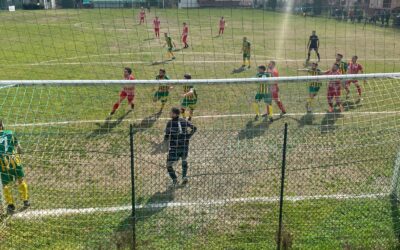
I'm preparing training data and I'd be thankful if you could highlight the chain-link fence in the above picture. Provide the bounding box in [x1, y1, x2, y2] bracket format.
[0, 119, 399, 249]
[132, 122, 400, 249]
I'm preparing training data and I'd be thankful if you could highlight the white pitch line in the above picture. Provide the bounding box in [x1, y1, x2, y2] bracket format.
[4, 51, 400, 67]
[0, 84, 15, 90]
[8, 111, 400, 128]
[13, 192, 388, 219]
[35, 50, 400, 65]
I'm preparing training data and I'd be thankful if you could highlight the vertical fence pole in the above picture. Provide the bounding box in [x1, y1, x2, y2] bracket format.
[129, 124, 136, 250]
[277, 123, 288, 250]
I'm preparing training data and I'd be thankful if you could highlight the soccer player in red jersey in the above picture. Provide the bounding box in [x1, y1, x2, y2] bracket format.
[182, 22, 189, 48]
[138, 7, 146, 25]
[219, 17, 225, 36]
[345, 55, 365, 100]
[325, 64, 344, 113]
[110, 67, 136, 116]
[267, 61, 286, 116]
[153, 16, 161, 38]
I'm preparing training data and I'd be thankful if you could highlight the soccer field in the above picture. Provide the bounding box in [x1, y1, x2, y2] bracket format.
[0, 8, 400, 249]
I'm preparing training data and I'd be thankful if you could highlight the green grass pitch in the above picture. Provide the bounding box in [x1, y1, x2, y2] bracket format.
[0, 8, 400, 249]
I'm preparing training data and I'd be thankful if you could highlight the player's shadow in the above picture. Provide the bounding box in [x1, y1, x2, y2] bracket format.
[287, 112, 315, 127]
[111, 189, 175, 249]
[390, 194, 400, 243]
[320, 111, 343, 134]
[238, 118, 271, 140]
[150, 60, 173, 66]
[231, 66, 247, 74]
[86, 111, 132, 138]
[130, 111, 162, 135]
[143, 38, 155, 41]
[343, 99, 362, 111]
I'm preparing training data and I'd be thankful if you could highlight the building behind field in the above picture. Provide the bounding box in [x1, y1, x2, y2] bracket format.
[197, 0, 252, 7]
[369, 0, 400, 9]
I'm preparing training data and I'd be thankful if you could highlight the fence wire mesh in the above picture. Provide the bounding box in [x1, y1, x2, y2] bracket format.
[0, 77, 399, 249]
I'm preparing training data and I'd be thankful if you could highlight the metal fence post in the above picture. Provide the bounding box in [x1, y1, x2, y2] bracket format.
[129, 124, 136, 250]
[277, 123, 288, 250]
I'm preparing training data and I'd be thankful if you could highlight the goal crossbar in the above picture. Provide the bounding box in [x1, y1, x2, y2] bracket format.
[0, 73, 399, 86]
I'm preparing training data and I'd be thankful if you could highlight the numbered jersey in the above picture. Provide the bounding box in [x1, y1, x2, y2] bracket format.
[0, 130, 18, 156]
[348, 62, 363, 74]
[165, 36, 173, 48]
[256, 72, 272, 94]
[156, 75, 170, 92]
[242, 41, 251, 54]
[308, 68, 322, 87]
[183, 85, 197, 100]
[338, 61, 348, 74]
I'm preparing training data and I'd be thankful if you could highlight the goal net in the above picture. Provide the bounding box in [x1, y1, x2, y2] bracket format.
[0, 73, 399, 248]
[0, 5, 400, 249]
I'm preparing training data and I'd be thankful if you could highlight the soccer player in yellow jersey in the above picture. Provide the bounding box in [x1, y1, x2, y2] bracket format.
[253, 65, 273, 122]
[241, 37, 251, 69]
[298, 62, 322, 112]
[335, 53, 348, 75]
[0, 120, 30, 214]
[164, 33, 176, 60]
[153, 69, 172, 111]
[180, 74, 197, 121]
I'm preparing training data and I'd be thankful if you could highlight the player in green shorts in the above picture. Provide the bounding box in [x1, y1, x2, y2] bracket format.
[180, 74, 197, 121]
[0, 120, 30, 214]
[164, 33, 176, 60]
[153, 69, 172, 111]
[253, 65, 273, 121]
[298, 62, 322, 112]
[241, 37, 251, 69]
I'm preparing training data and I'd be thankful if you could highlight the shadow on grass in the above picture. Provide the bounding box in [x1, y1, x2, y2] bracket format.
[130, 111, 162, 135]
[343, 99, 362, 112]
[149, 59, 173, 66]
[320, 111, 343, 134]
[143, 38, 155, 41]
[87, 110, 132, 138]
[87, 111, 161, 138]
[111, 189, 175, 249]
[285, 112, 315, 127]
[238, 118, 271, 140]
[390, 194, 400, 244]
[231, 66, 249, 74]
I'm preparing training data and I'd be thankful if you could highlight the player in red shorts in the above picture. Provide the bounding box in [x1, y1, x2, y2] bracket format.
[182, 22, 189, 48]
[218, 17, 225, 36]
[267, 61, 286, 116]
[153, 16, 160, 38]
[345, 55, 365, 100]
[110, 67, 136, 116]
[138, 7, 146, 25]
[325, 64, 344, 113]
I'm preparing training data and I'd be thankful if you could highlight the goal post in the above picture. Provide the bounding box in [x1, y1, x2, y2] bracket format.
[391, 149, 400, 200]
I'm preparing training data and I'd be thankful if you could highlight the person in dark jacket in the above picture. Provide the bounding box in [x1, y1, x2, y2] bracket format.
[164, 107, 197, 187]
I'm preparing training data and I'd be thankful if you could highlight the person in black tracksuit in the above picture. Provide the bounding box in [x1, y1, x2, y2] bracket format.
[164, 107, 197, 186]
[307, 31, 320, 62]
